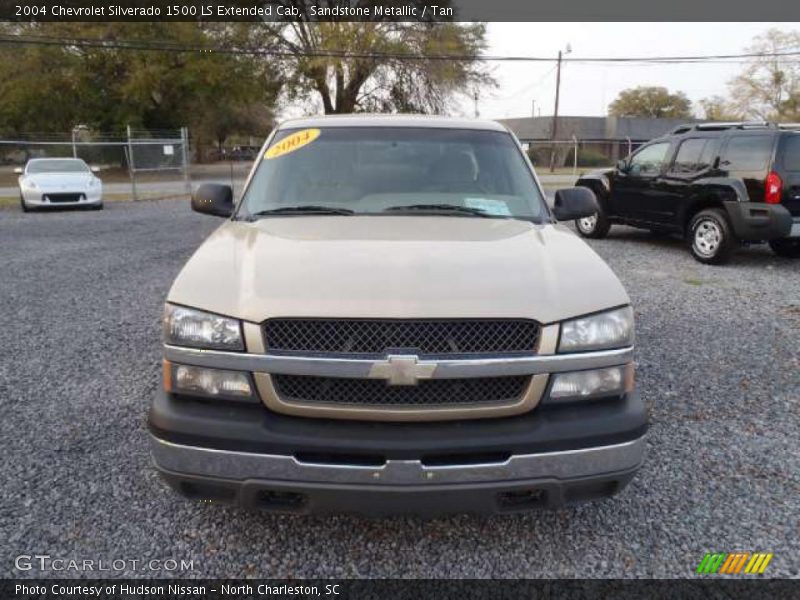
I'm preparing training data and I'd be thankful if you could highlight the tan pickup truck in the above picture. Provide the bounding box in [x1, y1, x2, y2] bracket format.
[148, 115, 647, 515]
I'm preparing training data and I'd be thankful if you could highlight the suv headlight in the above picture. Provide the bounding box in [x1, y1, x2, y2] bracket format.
[559, 306, 634, 352]
[163, 304, 244, 351]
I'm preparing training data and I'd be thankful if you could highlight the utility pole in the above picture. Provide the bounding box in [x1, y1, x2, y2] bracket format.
[531, 99, 535, 118]
[126, 124, 137, 202]
[473, 90, 479, 118]
[548, 50, 563, 173]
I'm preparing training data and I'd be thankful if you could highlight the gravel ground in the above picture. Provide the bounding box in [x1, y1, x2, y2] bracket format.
[1, 200, 798, 579]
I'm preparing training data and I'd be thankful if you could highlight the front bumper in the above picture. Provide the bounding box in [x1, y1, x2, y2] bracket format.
[151, 435, 645, 516]
[148, 387, 647, 515]
[21, 188, 102, 207]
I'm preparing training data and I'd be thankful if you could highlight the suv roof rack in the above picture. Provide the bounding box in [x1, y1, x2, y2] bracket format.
[777, 123, 800, 130]
[670, 121, 777, 134]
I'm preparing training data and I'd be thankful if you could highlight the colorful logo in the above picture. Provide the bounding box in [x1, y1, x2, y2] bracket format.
[696, 552, 773, 575]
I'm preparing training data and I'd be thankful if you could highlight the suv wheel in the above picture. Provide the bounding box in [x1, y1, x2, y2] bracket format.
[769, 238, 800, 259]
[575, 206, 611, 239]
[688, 208, 736, 264]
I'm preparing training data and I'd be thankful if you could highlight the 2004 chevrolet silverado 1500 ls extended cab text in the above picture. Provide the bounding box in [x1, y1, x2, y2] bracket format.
[148, 115, 647, 516]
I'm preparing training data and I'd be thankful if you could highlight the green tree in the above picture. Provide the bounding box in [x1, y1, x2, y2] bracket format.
[726, 29, 800, 121]
[608, 86, 693, 119]
[255, 20, 492, 114]
[0, 23, 281, 151]
[0, 26, 83, 134]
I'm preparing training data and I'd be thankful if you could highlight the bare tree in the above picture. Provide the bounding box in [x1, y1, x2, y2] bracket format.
[253, 13, 493, 114]
[727, 29, 800, 121]
[698, 96, 742, 121]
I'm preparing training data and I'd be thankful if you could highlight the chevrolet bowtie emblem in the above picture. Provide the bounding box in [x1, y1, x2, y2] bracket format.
[368, 355, 437, 386]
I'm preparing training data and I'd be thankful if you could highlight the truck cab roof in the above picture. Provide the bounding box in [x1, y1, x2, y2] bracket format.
[276, 114, 509, 132]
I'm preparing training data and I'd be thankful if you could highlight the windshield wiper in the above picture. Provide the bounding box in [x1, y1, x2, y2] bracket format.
[245, 205, 355, 219]
[383, 204, 493, 218]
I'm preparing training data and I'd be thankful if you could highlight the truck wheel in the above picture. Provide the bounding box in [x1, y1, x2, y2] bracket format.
[769, 239, 800, 258]
[575, 206, 611, 239]
[688, 208, 735, 264]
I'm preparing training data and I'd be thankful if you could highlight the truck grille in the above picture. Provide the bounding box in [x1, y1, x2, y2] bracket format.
[272, 375, 531, 407]
[263, 319, 539, 356]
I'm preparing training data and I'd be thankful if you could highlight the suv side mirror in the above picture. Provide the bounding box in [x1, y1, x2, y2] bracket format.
[552, 187, 599, 221]
[191, 183, 233, 217]
[14, 167, 23, 174]
[616, 159, 628, 172]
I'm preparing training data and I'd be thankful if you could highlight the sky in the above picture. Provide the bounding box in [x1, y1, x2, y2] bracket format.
[462, 22, 796, 120]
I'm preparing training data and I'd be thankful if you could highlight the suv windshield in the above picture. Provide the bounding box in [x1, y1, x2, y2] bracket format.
[238, 127, 547, 222]
[27, 159, 90, 174]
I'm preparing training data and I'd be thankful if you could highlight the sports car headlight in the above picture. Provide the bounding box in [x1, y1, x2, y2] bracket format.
[163, 304, 244, 351]
[559, 306, 634, 352]
[22, 179, 37, 190]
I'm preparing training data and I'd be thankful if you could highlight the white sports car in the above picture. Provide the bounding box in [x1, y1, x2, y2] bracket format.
[17, 158, 103, 212]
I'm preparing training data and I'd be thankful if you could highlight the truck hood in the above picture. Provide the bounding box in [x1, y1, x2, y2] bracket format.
[168, 216, 629, 324]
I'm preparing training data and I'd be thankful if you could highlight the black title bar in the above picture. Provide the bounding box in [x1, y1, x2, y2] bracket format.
[3, 579, 800, 600]
[3, 0, 800, 22]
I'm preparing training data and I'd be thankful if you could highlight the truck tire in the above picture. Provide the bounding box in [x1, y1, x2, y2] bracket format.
[574, 203, 611, 239]
[769, 239, 800, 258]
[688, 208, 736, 264]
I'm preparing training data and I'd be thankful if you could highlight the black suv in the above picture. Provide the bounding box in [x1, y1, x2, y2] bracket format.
[574, 122, 800, 263]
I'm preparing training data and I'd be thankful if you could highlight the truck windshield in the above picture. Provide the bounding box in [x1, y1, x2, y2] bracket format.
[238, 127, 547, 222]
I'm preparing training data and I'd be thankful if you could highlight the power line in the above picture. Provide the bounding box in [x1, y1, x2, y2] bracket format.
[2, 32, 800, 64]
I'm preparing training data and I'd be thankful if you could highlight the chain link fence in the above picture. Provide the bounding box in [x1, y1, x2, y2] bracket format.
[524, 138, 646, 174]
[126, 127, 191, 201]
[0, 128, 191, 202]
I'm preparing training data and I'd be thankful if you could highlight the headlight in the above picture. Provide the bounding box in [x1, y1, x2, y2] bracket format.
[163, 304, 243, 351]
[88, 178, 100, 187]
[548, 364, 634, 403]
[559, 306, 634, 352]
[164, 361, 254, 401]
[22, 179, 37, 190]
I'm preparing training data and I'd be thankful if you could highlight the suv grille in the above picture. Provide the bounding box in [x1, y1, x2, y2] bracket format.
[263, 319, 540, 356]
[272, 375, 531, 407]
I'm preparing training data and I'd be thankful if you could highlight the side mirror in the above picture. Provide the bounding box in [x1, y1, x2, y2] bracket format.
[552, 187, 599, 221]
[191, 183, 233, 217]
[90, 166, 101, 173]
[14, 167, 23, 174]
[616, 159, 628, 172]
